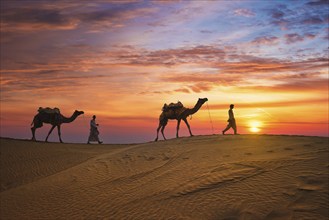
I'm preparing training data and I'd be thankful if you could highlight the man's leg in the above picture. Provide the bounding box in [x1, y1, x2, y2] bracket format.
[222, 124, 231, 135]
[232, 120, 237, 134]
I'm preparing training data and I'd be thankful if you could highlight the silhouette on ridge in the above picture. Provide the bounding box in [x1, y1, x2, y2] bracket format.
[155, 98, 208, 141]
[31, 108, 84, 143]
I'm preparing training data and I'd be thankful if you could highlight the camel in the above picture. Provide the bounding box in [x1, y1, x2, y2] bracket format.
[155, 98, 208, 141]
[31, 109, 84, 143]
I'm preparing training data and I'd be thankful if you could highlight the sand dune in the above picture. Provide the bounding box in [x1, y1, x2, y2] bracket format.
[1, 135, 328, 219]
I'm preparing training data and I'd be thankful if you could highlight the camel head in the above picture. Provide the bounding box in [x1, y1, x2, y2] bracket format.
[74, 110, 84, 116]
[198, 98, 208, 104]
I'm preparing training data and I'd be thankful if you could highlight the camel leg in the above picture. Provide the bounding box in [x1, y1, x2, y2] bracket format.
[57, 125, 63, 143]
[176, 119, 181, 138]
[155, 123, 162, 141]
[31, 121, 42, 141]
[45, 125, 56, 142]
[161, 125, 167, 140]
[31, 127, 37, 141]
[183, 118, 193, 137]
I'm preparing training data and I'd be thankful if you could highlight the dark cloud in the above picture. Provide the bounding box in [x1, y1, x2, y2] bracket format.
[0, 1, 156, 32]
[304, 33, 317, 39]
[284, 33, 305, 44]
[270, 9, 285, 19]
[306, 0, 329, 6]
[267, 1, 328, 31]
[0, 70, 112, 95]
[283, 32, 317, 44]
[0, 7, 77, 31]
[302, 16, 324, 25]
[2, 8, 67, 24]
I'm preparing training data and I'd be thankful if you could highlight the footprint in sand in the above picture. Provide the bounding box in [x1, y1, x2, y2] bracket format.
[244, 152, 252, 156]
[267, 150, 274, 153]
[284, 147, 294, 151]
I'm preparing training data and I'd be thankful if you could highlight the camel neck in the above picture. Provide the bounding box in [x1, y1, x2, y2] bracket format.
[187, 100, 204, 115]
[62, 112, 79, 123]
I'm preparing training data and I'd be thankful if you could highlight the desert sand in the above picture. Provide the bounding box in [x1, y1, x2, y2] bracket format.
[1, 135, 328, 219]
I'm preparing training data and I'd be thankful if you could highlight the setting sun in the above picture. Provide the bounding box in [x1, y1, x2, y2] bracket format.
[249, 121, 262, 133]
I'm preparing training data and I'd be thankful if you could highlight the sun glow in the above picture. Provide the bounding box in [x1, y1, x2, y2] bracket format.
[249, 121, 262, 133]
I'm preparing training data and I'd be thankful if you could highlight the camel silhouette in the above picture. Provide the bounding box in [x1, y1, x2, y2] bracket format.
[155, 98, 208, 141]
[31, 110, 84, 143]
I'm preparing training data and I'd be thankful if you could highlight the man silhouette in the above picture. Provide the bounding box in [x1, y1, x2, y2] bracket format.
[87, 115, 103, 144]
[222, 104, 237, 135]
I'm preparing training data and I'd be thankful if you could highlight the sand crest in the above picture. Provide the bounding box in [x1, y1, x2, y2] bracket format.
[1, 135, 328, 219]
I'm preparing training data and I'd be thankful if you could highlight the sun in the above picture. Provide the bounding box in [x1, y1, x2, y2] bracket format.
[249, 121, 262, 133]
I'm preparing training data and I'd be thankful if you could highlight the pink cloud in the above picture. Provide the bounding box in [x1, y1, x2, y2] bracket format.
[233, 8, 255, 17]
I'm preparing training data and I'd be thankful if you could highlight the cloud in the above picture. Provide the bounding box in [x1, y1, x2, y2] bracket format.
[284, 33, 304, 44]
[200, 30, 214, 34]
[284, 33, 316, 44]
[270, 9, 285, 19]
[174, 88, 191, 93]
[302, 16, 325, 25]
[2, 40, 327, 81]
[1, 8, 78, 31]
[267, 2, 328, 31]
[210, 98, 328, 110]
[241, 79, 328, 93]
[306, 0, 329, 6]
[78, 7, 157, 31]
[233, 8, 255, 17]
[102, 45, 226, 66]
[0, 1, 157, 32]
[251, 36, 279, 45]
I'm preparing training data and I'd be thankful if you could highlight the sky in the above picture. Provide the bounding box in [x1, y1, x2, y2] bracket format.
[0, 0, 328, 143]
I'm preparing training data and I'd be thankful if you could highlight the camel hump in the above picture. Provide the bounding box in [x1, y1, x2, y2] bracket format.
[162, 101, 184, 111]
[38, 107, 60, 114]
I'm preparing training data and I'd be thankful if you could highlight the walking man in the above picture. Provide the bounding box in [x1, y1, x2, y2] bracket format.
[87, 115, 103, 144]
[222, 104, 237, 135]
